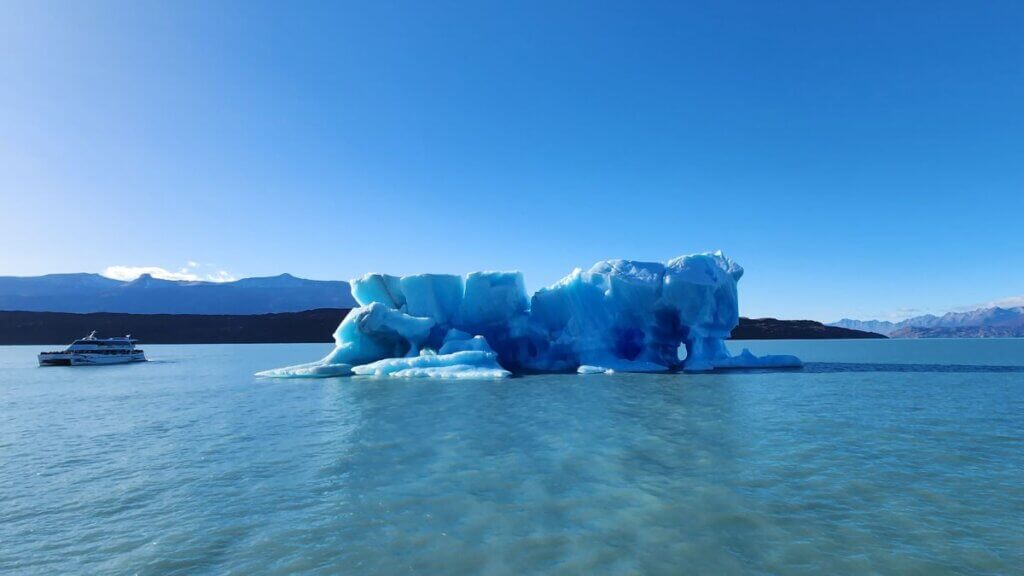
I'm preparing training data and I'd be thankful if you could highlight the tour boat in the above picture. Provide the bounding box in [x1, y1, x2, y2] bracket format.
[38, 332, 147, 366]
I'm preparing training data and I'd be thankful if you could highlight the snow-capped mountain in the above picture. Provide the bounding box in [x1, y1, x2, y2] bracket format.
[831, 306, 1024, 338]
[0, 273, 355, 314]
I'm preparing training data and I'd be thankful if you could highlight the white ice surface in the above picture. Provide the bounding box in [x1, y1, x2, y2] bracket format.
[255, 361, 353, 378]
[351, 350, 510, 379]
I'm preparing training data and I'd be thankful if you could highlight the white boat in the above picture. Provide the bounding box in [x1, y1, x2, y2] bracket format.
[38, 332, 147, 366]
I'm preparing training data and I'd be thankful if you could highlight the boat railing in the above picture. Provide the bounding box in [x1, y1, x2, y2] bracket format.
[42, 349, 144, 355]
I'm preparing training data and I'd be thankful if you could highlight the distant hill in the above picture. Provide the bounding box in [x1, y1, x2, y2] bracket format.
[0, 273, 355, 314]
[732, 318, 885, 340]
[828, 318, 903, 336]
[0, 310, 882, 345]
[831, 306, 1024, 338]
[0, 309, 349, 345]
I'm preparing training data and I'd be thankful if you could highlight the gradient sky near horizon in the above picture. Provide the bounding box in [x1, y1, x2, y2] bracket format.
[2, 1, 1022, 322]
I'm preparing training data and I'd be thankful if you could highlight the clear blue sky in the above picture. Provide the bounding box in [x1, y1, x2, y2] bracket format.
[2, 1, 1022, 322]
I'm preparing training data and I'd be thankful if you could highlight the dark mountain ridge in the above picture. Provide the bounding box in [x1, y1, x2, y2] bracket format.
[733, 318, 884, 340]
[0, 309, 349, 345]
[0, 310, 883, 345]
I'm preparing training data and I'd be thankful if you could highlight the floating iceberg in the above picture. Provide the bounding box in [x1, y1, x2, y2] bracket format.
[257, 252, 802, 379]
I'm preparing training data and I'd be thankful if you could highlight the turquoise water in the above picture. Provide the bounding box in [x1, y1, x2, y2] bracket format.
[2, 341, 1023, 575]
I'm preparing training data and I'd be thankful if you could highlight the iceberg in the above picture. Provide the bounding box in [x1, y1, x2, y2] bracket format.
[255, 361, 353, 378]
[257, 251, 802, 379]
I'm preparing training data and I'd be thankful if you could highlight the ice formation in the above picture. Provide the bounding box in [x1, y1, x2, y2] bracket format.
[256, 252, 801, 379]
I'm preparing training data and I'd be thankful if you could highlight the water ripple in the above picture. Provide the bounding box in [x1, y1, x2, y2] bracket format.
[1, 344, 1022, 575]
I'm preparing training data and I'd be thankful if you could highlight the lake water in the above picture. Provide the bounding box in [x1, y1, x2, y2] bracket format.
[2, 340, 1023, 575]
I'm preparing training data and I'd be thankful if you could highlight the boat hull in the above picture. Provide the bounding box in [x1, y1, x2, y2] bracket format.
[38, 352, 146, 366]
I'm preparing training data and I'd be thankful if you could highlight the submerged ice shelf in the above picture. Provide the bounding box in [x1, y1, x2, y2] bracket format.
[256, 252, 801, 379]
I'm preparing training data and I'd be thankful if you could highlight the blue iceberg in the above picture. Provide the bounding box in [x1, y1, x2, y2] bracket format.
[256, 252, 801, 379]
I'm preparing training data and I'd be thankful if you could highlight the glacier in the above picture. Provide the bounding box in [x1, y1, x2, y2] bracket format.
[256, 252, 801, 379]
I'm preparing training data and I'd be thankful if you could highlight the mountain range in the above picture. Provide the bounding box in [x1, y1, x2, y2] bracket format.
[0, 272, 886, 341]
[8, 272, 1015, 338]
[830, 307, 1024, 338]
[0, 273, 355, 314]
